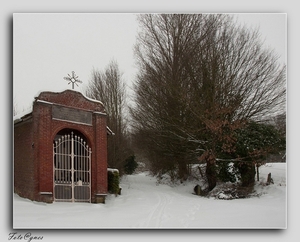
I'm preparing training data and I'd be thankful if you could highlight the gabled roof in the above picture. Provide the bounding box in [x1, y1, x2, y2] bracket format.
[34, 88, 104, 106]
[14, 89, 114, 135]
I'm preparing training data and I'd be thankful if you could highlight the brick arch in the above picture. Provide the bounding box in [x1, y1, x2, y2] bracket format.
[52, 126, 92, 148]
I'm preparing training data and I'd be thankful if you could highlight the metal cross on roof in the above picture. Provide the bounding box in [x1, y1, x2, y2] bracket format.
[63, 71, 82, 89]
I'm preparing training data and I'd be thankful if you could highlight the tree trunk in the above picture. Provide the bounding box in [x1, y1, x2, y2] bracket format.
[178, 158, 188, 181]
[239, 162, 256, 187]
[267, 173, 274, 185]
[205, 151, 217, 191]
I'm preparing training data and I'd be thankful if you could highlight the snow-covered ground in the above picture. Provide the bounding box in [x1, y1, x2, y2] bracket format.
[13, 163, 286, 230]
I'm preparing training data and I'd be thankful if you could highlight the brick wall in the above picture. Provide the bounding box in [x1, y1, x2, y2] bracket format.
[14, 118, 36, 200]
[14, 90, 108, 203]
[34, 101, 54, 201]
[93, 114, 108, 197]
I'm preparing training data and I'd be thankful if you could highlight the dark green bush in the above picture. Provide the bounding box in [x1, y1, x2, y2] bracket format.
[107, 169, 120, 195]
[124, 155, 138, 174]
[211, 121, 285, 187]
[233, 121, 285, 187]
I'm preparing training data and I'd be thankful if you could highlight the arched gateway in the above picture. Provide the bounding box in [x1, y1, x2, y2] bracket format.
[53, 130, 91, 202]
[14, 90, 112, 203]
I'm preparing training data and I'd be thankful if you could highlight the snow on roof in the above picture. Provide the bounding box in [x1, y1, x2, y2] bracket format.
[13, 106, 33, 122]
[106, 126, 115, 135]
[14, 91, 114, 136]
[34, 88, 104, 106]
[13, 89, 106, 122]
[107, 168, 119, 173]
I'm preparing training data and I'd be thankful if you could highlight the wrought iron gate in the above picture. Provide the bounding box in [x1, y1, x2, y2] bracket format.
[53, 132, 91, 202]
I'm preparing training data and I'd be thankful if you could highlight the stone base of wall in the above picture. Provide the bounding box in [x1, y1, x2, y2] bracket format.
[39, 192, 54, 203]
[94, 194, 107, 204]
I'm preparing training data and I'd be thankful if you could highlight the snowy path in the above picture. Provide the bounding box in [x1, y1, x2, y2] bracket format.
[13, 164, 286, 229]
[122, 174, 172, 227]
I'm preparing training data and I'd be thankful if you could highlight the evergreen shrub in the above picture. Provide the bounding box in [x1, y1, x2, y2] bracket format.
[124, 155, 138, 174]
[107, 169, 120, 195]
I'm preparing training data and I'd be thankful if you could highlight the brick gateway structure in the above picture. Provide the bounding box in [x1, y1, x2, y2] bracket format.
[14, 90, 112, 203]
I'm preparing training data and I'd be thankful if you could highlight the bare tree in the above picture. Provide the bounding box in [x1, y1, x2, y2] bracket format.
[13, 96, 19, 116]
[131, 14, 286, 188]
[86, 60, 132, 172]
[13, 103, 18, 116]
[131, 14, 216, 180]
[186, 15, 286, 189]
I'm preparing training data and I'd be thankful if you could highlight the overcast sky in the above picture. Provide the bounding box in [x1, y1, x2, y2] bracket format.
[4, 1, 299, 240]
[13, 13, 286, 114]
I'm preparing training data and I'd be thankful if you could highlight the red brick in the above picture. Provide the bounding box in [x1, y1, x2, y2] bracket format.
[14, 90, 108, 203]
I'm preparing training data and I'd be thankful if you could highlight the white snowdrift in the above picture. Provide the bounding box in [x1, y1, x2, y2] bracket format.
[13, 163, 286, 229]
